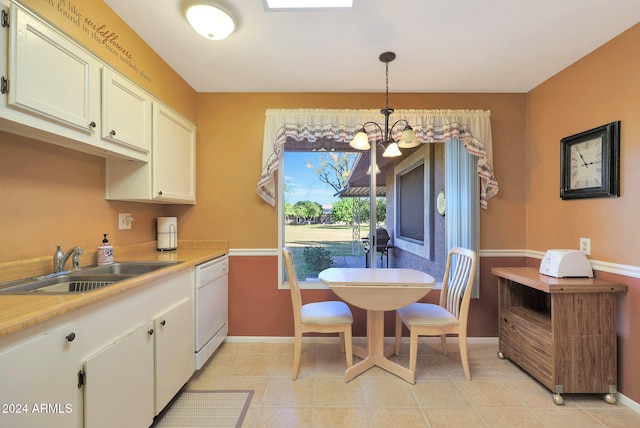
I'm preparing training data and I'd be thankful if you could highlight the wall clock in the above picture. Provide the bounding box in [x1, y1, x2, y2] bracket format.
[560, 121, 620, 200]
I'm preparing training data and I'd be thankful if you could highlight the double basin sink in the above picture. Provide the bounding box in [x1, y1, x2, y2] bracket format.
[0, 261, 181, 295]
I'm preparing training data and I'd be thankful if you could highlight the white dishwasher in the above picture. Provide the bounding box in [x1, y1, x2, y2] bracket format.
[194, 255, 228, 370]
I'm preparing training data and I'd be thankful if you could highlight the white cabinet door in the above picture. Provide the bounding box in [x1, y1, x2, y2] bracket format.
[84, 322, 154, 428]
[154, 298, 195, 413]
[152, 103, 196, 203]
[8, 4, 100, 140]
[102, 69, 152, 161]
[105, 103, 196, 204]
[0, 322, 82, 428]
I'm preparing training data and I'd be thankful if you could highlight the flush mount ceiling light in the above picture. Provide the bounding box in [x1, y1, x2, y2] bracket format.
[182, 1, 236, 40]
[349, 52, 419, 157]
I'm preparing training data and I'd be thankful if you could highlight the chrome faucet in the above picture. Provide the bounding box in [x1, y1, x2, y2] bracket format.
[54, 246, 83, 272]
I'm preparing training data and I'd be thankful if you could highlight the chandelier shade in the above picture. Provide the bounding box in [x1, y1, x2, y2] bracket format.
[398, 125, 420, 148]
[349, 129, 371, 150]
[382, 142, 402, 157]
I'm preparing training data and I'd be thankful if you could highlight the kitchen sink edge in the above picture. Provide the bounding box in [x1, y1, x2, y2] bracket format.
[0, 261, 182, 295]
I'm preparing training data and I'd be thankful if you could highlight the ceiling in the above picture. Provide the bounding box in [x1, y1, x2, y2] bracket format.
[103, 0, 640, 93]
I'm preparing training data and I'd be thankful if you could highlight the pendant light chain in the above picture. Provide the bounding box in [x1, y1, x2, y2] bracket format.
[385, 60, 390, 110]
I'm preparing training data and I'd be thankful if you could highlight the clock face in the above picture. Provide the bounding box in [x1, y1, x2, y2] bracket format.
[569, 137, 603, 190]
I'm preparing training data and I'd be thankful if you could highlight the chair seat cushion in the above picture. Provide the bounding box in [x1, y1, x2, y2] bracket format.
[301, 301, 353, 326]
[397, 303, 459, 327]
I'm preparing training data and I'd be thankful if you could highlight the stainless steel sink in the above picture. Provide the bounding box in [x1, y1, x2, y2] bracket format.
[82, 261, 180, 275]
[0, 274, 135, 294]
[0, 261, 181, 294]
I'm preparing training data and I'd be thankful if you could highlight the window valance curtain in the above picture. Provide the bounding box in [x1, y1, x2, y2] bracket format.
[257, 108, 499, 208]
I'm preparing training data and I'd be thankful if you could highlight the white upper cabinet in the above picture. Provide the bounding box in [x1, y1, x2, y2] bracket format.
[2, 3, 102, 151]
[106, 103, 196, 204]
[0, 2, 196, 202]
[152, 103, 196, 202]
[102, 69, 152, 161]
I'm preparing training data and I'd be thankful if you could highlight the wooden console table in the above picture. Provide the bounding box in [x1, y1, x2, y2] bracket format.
[492, 267, 626, 405]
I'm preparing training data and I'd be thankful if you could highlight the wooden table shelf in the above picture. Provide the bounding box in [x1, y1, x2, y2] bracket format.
[492, 267, 626, 405]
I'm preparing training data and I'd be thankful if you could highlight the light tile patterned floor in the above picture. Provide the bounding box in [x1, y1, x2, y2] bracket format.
[187, 339, 640, 428]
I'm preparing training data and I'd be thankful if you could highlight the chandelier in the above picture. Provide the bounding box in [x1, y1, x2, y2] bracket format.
[349, 52, 419, 157]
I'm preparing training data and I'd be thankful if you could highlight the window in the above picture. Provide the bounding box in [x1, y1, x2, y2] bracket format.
[279, 148, 364, 289]
[393, 145, 433, 260]
[397, 163, 424, 243]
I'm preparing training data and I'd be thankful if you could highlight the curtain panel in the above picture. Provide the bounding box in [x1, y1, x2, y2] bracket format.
[257, 108, 499, 208]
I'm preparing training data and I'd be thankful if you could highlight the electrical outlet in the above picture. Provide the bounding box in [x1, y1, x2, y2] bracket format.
[580, 238, 591, 255]
[119, 213, 132, 230]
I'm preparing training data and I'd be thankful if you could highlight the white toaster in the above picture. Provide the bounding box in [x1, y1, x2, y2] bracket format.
[539, 249, 593, 278]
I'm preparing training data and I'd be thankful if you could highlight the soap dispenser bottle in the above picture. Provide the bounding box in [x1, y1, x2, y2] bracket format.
[97, 234, 114, 265]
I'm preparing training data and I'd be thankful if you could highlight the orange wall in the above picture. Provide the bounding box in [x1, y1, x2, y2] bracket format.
[18, 0, 196, 120]
[171, 92, 527, 250]
[526, 23, 640, 404]
[525, 23, 640, 264]
[0, 133, 165, 261]
[0, 1, 198, 261]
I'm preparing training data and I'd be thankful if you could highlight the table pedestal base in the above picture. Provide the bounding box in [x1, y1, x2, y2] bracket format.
[345, 310, 415, 384]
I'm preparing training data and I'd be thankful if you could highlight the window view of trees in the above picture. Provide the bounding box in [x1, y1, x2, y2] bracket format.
[331, 198, 386, 224]
[283, 150, 388, 281]
[307, 152, 354, 193]
[284, 200, 323, 224]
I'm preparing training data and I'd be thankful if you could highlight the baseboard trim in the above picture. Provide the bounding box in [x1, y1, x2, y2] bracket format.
[225, 336, 498, 345]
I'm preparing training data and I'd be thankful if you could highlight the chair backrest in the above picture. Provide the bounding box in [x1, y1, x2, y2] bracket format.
[440, 247, 477, 323]
[282, 247, 302, 327]
[376, 228, 391, 246]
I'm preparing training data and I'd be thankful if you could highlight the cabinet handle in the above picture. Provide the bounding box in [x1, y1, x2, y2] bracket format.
[160, 320, 166, 326]
[77, 370, 85, 389]
[503, 318, 508, 323]
[0, 76, 8, 95]
[66, 332, 76, 342]
[109, 129, 116, 137]
[148, 328, 154, 336]
[157, 191, 163, 196]
[89, 121, 96, 129]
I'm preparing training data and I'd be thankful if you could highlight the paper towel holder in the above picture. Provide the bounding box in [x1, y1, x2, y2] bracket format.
[157, 217, 178, 251]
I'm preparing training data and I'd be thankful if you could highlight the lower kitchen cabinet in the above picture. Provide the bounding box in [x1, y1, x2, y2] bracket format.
[0, 266, 196, 428]
[84, 322, 155, 428]
[154, 298, 194, 413]
[0, 322, 82, 428]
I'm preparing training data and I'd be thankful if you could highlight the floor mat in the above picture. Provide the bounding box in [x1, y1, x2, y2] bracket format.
[153, 390, 253, 427]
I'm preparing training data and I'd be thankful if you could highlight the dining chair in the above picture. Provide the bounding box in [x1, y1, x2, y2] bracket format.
[282, 247, 354, 380]
[394, 247, 477, 382]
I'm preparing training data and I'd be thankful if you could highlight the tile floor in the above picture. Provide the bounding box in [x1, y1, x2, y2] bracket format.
[187, 338, 640, 428]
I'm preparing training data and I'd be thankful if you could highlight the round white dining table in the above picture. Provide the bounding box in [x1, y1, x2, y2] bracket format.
[318, 267, 435, 383]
